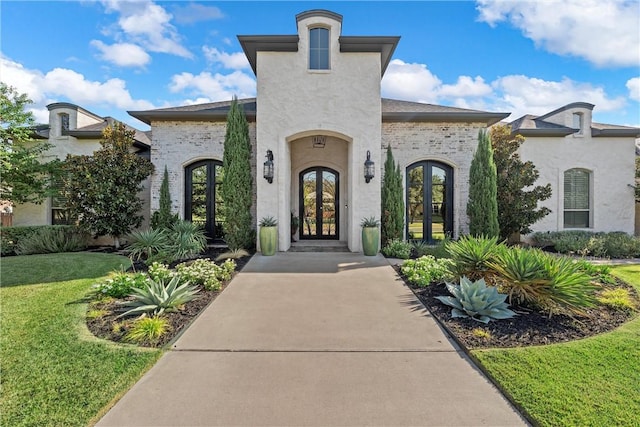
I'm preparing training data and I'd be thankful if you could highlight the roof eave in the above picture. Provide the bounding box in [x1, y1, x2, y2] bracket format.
[237, 35, 299, 75]
[591, 128, 640, 137]
[339, 36, 400, 76]
[383, 111, 509, 126]
[128, 110, 256, 125]
[513, 129, 576, 137]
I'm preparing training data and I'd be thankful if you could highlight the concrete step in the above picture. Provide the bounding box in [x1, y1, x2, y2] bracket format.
[288, 242, 350, 252]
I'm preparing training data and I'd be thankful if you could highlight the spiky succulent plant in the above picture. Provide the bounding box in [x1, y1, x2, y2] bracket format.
[435, 276, 516, 324]
[118, 275, 199, 318]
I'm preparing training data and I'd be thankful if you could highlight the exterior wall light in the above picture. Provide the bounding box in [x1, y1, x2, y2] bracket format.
[263, 149, 274, 183]
[364, 150, 375, 183]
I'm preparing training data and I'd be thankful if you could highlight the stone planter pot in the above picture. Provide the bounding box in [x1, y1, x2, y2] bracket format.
[259, 226, 277, 256]
[361, 226, 379, 256]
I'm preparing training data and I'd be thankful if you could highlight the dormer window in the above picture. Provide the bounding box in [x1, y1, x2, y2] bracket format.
[309, 27, 329, 70]
[60, 113, 69, 133]
[572, 112, 583, 135]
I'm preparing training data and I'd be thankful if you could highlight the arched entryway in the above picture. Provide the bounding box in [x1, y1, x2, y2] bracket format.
[299, 167, 339, 239]
[184, 160, 224, 240]
[406, 161, 453, 242]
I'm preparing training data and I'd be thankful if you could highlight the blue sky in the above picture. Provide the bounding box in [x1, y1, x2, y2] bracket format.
[2, 0, 639, 130]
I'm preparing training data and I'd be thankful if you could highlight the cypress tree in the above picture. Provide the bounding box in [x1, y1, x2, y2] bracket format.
[221, 97, 254, 250]
[467, 130, 499, 238]
[151, 166, 177, 230]
[381, 146, 404, 245]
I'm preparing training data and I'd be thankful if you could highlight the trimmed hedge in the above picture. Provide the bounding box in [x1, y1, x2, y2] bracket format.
[1, 225, 87, 256]
[532, 231, 640, 259]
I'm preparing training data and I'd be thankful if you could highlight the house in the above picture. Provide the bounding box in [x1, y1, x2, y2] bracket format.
[13, 102, 151, 235]
[13, 9, 640, 251]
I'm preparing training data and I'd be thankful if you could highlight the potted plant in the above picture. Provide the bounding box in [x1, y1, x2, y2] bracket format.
[361, 216, 380, 256]
[259, 216, 278, 256]
[290, 211, 299, 242]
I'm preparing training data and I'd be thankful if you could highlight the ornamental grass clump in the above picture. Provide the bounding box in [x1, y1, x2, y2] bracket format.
[124, 316, 171, 346]
[435, 276, 516, 324]
[401, 255, 454, 287]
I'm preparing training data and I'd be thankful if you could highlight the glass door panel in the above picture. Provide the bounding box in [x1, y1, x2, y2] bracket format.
[407, 166, 424, 240]
[185, 160, 224, 240]
[190, 165, 208, 230]
[300, 167, 339, 239]
[431, 167, 446, 241]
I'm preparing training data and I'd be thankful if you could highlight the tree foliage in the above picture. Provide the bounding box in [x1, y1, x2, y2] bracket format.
[62, 121, 154, 248]
[490, 124, 552, 239]
[0, 82, 60, 204]
[381, 146, 404, 245]
[221, 98, 254, 250]
[467, 130, 499, 238]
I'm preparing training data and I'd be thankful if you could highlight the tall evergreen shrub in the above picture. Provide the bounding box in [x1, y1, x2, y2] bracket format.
[467, 130, 499, 238]
[221, 98, 254, 250]
[381, 146, 404, 245]
[151, 166, 178, 230]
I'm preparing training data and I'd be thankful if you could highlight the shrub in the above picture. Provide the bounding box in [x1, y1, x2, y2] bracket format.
[435, 276, 516, 324]
[599, 232, 640, 258]
[381, 239, 412, 259]
[411, 240, 450, 259]
[169, 220, 207, 260]
[1, 225, 43, 256]
[94, 271, 149, 298]
[572, 260, 615, 285]
[531, 231, 640, 259]
[127, 220, 207, 264]
[118, 275, 199, 318]
[445, 235, 504, 281]
[401, 256, 454, 287]
[124, 316, 171, 345]
[147, 262, 175, 283]
[14, 226, 88, 255]
[489, 248, 597, 315]
[597, 288, 636, 311]
[126, 228, 169, 262]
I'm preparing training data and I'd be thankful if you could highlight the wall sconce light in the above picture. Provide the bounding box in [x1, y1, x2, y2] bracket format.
[263, 149, 274, 183]
[364, 150, 375, 183]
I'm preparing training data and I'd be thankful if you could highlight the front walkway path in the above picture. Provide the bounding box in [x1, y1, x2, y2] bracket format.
[97, 253, 528, 426]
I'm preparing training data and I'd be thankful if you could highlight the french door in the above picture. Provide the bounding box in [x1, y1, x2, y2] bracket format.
[406, 161, 453, 242]
[299, 167, 339, 239]
[184, 160, 224, 240]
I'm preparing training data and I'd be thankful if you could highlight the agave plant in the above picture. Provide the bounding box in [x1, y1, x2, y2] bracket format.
[435, 276, 516, 324]
[118, 275, 199, 318]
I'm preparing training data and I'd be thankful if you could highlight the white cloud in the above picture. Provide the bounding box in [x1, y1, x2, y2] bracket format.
[0, 56, 154, 122]
[100, 0, 192, 59]
[169, 70, 256, 101]
[90, 40, 151, 67]
[627, 77, 640, 102]
[202, 46, 250, 70]
[382, 59, 442, 103]
[492, 75, 626, 118]
[381, 57, 627, 121]
[172, 3, 224, 24]
[476, 0, 640, 67]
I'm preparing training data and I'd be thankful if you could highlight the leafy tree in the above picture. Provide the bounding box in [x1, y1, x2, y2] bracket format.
[467, 130, 499, 238]
[151, 166, 178, 230]
[0, 82, 60, 204]
[490, 124, 552, 240]
[381, 146, 404, 245]
[221, 97, 254, 250]
[62, 121, 154, 248]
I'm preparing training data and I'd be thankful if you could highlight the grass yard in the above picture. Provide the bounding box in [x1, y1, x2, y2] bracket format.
[473, 264, 640, 427]
[0, 253, 162, 427]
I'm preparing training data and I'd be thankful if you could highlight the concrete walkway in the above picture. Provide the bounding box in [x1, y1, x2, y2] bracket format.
[97, 253, 528, 426]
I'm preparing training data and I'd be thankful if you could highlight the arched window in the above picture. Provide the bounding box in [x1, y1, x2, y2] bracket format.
[564, 168, 590, 228]
[184, 160, 225, 240]
[309, 27, 329, 70]
[406, 161, 453, 242]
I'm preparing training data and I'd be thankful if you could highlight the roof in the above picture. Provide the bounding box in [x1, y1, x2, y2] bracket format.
[509, 110, 640, 138]
[129, 97, 509, 126]
[64, 117, 151, 148]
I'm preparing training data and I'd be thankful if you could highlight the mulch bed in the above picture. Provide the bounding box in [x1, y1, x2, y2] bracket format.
[392, 264, 639, 349]
[86, 247, 253, 348]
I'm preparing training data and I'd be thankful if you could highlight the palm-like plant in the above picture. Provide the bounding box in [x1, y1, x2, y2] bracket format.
[126, 228, 169, 261]
[445, 235, 504, 281]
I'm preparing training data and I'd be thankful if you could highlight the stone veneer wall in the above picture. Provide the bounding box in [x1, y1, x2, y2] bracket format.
[149, 120, 257, 227]
[382, 121, 488, 238]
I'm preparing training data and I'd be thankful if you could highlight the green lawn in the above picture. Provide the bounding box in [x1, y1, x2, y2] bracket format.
[0, 253, 162, 427]
[473, 264, 640, 427]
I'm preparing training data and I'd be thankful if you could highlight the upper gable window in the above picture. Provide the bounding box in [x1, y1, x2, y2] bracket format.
[309, 27, 329, 70]
[60, 113, 70, 133]
[572, 112, 583, 135]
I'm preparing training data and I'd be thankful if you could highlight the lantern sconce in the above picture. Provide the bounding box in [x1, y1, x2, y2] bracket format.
[263, 149, 274, 183]
[364, 150, 375, 183]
